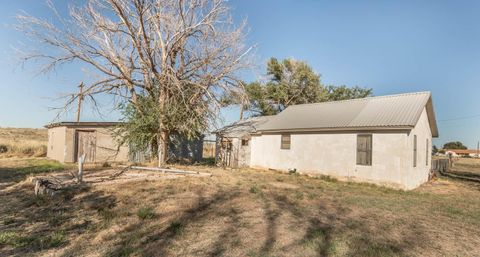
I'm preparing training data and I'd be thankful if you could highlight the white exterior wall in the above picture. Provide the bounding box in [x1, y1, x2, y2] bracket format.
[250, 107, 433, 190]
[47, 126, 129, 163]
[47, 126, 67, 162]
[405, 108, 432, 189]
[215, 136, 251, 167]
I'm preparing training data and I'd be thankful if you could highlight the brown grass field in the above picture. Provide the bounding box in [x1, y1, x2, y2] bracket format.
[1, 129, 479, 256]
[0, 157, 480, 257]
[0, 128, 47, 158]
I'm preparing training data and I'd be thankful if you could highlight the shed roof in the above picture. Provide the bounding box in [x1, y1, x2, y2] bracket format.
[257, 91, 438, 137]
[214, 116, 274, 138]
[45, 121, 122, 129]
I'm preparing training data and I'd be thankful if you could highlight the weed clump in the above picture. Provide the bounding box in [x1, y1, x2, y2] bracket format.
[137, 207, 155, 220]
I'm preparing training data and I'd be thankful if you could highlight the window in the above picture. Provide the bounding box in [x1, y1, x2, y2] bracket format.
[221, 139, 232, 150]
[241, 139, 249, 146]
[356, 134, 372, 165]
[426, 139, 429, 166]
[281, 134, 291, 149]
[413, 135, 417, 167]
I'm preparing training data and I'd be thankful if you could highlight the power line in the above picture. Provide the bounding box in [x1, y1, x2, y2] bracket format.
[438, 114, 480, 122]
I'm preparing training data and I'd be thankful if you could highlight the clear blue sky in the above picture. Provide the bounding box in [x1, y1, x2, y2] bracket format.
[1, 0, 480, 148]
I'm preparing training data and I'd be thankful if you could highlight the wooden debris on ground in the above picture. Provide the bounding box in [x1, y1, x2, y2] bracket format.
[120, 165, 212, 177]
[33, 178, 62, 196]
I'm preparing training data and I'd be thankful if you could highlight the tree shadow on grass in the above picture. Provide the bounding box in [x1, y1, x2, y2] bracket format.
[0, 182, 116, 257]
[0, 160, 67, 189]
[95, 189, 241, 257]
[252, 189, 430, 257]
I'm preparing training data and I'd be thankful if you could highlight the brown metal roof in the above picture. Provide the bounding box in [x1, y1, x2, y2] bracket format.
[257, 91, 439, 137]
[44, 121, 122, 129]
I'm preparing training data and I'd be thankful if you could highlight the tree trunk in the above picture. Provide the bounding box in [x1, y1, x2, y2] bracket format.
[239, 103, 244, 120]
[158, 130, 169, 167]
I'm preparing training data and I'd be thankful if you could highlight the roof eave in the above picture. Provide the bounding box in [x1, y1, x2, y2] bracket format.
[256, 126, 414, 134]
[426, 96, 439, 138]
[45, 121, 123, 129]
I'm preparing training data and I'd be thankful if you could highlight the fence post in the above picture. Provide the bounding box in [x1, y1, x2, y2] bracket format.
[78, 153, 86, 183]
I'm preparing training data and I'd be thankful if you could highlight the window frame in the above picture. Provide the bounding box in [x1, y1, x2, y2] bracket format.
[413, 135, 417, 167]
[425, 138, 429, 166]
[356, 134, 372, 166]
[280, 134, 291, 150]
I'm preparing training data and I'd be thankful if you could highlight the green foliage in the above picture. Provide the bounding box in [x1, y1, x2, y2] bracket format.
[114, 85, 208, 158]
[137, 207, 155, 220]
[249, 185, 260, 194]
[0, 231, 66, 249]
[443, 141, 467, 150]
[115, 96, 160, 156]
[245, 57, 372, 115]
[0, 231, 17, 246]
[325, 85, 372, 101]
[0, 144, 7, 153]
[13, 159, 67, 177]
[168, 220, 184, 235]
[432, 145, 438, 154]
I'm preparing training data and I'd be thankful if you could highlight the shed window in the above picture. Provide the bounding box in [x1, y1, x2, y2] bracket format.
[241, 139, 249, 146]
[281, 134, 291, 149]
[356, 134, 372, 166]
[426, 139, 429, 166]
[413, 135, 417, 167]
[50, 132, 54, 150]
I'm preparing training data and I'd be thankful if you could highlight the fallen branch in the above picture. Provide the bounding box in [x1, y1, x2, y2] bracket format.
[120, 165, 212, 177]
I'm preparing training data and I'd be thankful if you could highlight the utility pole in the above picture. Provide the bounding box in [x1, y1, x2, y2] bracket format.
[76, 82, 84, 122]
[477, 141, 479, 158]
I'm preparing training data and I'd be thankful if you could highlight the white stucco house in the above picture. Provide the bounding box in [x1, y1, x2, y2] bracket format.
[216, 91, 438, 190]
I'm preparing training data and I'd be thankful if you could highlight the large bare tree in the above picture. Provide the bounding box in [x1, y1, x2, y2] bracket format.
[17, 0, 252, 165]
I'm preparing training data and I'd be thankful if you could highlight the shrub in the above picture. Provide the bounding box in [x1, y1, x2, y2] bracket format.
[137, 207, 155, 220]
[319, 175, 338, 182]
[33, 145, 47, 157]
[249, 185, 260, 194]
[21, 146, 35, 155]
[46, 231, 66, 248]
[0, 144, 8, 153]
[0, 231, 17, 245]
[168, 220, 184, 235]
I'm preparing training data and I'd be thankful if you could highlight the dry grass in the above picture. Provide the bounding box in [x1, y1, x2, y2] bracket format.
[1, 158, 480, 257]
[0, 128, 47, 158]
[451, 157, 480, 174]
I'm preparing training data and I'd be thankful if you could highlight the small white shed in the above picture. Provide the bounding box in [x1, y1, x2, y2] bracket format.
[214, 116, 273, 167]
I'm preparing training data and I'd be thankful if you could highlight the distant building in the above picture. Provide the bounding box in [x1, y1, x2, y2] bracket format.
[45, 122, 203, 163]
[45, 122, 128, 163]
[445, 149, 480, 158]
[216, 92, 439, 190]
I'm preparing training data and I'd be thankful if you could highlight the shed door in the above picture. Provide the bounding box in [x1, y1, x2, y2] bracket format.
[76, 131, 96, 163]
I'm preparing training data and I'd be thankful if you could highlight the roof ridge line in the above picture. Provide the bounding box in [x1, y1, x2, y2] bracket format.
[287, 91, 431, 109]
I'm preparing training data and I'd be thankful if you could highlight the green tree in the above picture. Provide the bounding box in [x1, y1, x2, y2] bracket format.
[443, 141, 468, 150]
[325, 85, 373, 101]
[245, 58, 372, 116]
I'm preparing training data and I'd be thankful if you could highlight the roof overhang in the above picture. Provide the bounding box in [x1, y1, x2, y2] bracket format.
[425, 96, 439, 138]
[45, 122, 122, 129]
[254, 126, 414, 134]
